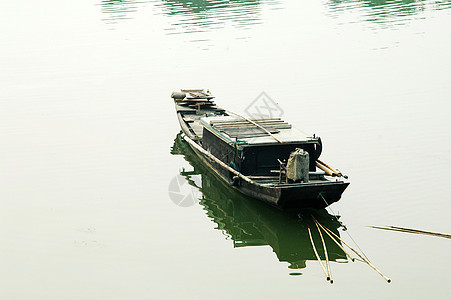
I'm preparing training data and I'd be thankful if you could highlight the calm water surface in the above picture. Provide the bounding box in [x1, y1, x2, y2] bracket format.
[1, 0, 451, 299]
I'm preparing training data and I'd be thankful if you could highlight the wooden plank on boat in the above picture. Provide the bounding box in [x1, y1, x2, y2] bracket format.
[221, 129, 281, 139]
[182, 103, 215, 107]
[233, 133, 280, 139]
[247, 175, 279, 179]
[177, 98, 214, 103]
[188, 104, 215, 108]
[211, 119, 282, 125]
[181, 89, 204, 92]
[213, 119, 282, 123]
[221, 128, 280, 134]
[176, 104, 224, 113]
[225, 110, 284, 143]
[188, 104, 215, 109]
[186, 92, 214, 99]
[210, 118, 282, 125]
[215, 124, 291, 130]
[213, 122, 288, 128]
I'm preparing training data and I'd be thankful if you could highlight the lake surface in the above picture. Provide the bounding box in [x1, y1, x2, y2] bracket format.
[1, 0, 451, 299]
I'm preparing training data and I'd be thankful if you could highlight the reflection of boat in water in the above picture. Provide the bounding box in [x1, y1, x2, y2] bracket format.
[171, 133, 348, 271]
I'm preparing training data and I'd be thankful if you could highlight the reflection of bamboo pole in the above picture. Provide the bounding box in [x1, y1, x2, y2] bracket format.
[319, 221, 391, 283]
[315, 221, 333, 284]
[313, 218, 356, 262]
[307, 225, 330, 281]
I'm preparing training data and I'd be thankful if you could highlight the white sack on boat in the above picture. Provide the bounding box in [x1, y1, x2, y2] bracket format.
[286, 148, 309, 183]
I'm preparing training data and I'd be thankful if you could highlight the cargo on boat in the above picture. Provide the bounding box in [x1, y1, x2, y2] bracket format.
[171, 89, 349, 210]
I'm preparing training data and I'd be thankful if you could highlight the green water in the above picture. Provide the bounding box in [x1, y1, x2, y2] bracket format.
[1, 0, 451, 299]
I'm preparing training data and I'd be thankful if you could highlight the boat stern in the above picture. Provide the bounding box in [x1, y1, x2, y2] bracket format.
[276, 180, 350, 209]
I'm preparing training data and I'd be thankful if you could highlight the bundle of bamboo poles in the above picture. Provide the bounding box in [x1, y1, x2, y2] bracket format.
[316, 160, 347, 178]
[308, 216, 391, 284]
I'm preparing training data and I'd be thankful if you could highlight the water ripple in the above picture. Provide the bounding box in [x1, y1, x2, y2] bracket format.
[100, 0, 145, 24]
[326, 0, 451, 28]
[100, 0, 282, 35]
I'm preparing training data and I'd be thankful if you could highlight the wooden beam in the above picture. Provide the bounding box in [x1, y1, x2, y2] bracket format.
[182, 134, 256, 185]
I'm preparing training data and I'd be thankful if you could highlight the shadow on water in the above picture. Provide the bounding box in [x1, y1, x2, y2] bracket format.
[100, 0, 281, 35]
[326, 0, 451, 27]
[171, 133, 348, 273]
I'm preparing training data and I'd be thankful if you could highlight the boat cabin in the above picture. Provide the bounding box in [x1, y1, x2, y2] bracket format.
[200, 116, 322, 177]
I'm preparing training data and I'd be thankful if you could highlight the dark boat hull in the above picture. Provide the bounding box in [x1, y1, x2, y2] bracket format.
[188, 141, 349, 210]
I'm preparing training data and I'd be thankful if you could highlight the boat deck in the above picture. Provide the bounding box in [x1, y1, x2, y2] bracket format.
[200, 115, 318, 146]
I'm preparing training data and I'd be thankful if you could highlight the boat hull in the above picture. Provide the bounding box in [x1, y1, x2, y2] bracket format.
[188, 141, 349, 210]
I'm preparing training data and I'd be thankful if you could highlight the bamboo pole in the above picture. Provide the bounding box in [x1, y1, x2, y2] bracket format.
[316, 162, 335, 176]
[182, 134, 255, 185]
[307, 225, 330, 282]
[371, 226, 451, 239]
[314, 220, 333, 284]
[180, 89, 205, 92]
[318, 221, 391, 283]
[316, 160, 342, 177]
[225, 110, 283, 143]
[313, 218, 356, 262]
[317, 160, 341, 175]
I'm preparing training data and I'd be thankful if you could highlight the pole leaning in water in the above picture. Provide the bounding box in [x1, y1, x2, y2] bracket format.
[314, 219, 333, 284]
[307, 225, 330, 282]
[314, 218, 391, 283]
[313, 218, 356, 262]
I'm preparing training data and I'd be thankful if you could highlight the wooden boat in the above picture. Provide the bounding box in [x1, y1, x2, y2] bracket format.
[171, 89, 349, 210]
